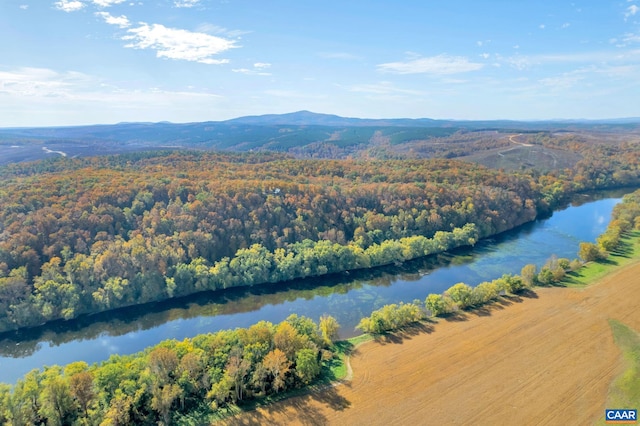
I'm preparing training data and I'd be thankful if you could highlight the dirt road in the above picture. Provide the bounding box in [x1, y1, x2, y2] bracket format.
[225, 261, 640, 425]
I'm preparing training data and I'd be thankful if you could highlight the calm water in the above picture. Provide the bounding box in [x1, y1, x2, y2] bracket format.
[0, 191, 627, 383]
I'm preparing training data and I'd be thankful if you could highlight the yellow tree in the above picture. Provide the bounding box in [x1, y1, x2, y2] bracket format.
[262, 349, 290, 393]
[319, 315, 340, 347]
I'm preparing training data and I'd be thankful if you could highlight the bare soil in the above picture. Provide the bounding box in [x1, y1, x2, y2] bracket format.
[224, 260, 640, 425]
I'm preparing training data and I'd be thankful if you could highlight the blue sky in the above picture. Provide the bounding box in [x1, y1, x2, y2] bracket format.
[1, 0, 640, 126]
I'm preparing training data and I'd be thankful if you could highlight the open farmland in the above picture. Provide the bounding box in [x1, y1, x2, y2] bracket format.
[225, 258, 640, 425]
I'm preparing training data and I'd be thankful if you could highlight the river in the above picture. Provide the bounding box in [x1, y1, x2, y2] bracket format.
[0, 190, 628, 384]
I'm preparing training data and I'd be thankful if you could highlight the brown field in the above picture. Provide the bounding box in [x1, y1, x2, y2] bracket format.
[224, 260, 640, 426]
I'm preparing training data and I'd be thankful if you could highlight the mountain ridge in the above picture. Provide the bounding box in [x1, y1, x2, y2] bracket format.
[1, 111, 639, 167]
[3, 110, 640, 131]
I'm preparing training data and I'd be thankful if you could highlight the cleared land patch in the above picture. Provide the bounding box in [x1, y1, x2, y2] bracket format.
[225, 257, 640, 425]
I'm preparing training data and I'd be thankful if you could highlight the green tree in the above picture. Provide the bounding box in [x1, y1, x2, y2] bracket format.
[537, 268, 554, 286]
[274, 321, 307, 360]
[92, 277, 130, 310]
[295, 348, 320, 385]
[473, 282, 499, 304]
[38, 367, 75, 426]
[445, 282, 474, 309]
[0, 384, 11, 425]
[502, 274, 526, 293]
[425, 294, 453, 316]
[207, 374, 233, 409]
[177, 350, 206, 403]
[11, 369, 43, 425]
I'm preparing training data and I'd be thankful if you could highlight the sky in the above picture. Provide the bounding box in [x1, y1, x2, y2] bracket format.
[1, 1, 640, 126]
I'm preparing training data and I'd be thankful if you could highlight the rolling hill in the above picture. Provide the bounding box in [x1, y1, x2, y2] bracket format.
[1, 111, 639, 171]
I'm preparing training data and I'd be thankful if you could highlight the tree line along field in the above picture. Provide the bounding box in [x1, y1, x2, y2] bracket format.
[222, 189, 640, 426]
[226, 258, 640, 426]
[0, 136, 640, 334]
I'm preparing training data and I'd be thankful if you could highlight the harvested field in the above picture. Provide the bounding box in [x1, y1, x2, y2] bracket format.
[224, 260, 640, 425]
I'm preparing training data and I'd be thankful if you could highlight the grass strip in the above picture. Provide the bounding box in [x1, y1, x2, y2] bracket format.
[595, 320, 640, 425]
[563, 230, 640, 288]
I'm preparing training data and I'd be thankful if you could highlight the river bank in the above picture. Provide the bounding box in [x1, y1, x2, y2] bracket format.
[0, 192, 623, 384]
[224, 237, 640, 425]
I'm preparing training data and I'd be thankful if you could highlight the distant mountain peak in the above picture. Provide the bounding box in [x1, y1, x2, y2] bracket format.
[224, 110, 440, 127]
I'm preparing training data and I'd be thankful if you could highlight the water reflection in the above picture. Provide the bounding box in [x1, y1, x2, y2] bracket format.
[0, 189, 629, 383]
[0, 250, 479, 358]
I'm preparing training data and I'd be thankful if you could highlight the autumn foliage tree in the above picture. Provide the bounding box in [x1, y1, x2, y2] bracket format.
[0, 149, 637, 333]
[0, 315, 333, 424]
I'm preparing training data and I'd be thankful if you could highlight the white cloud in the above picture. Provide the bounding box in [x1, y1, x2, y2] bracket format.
[195, 23, 250, 38]
[318, 52, 361, 60]
[377, 54, 484, 75]
[625, 5, 639, 19]
[538, 73, 584, 91]
[506, 56, 529, 70]
[123, 23, 237, 64]
[92, 0, 125, 7]
[0, 66, 226, 126]
[539, 24, 545, 29]
[591, 64, 639, 78]
[263, 89, 327, 100]
[233, 68, 266, 75]
[612, 32, 640, 46]
[232, 63, 271, 75]
[174, 0, 200, 7]
[95, 11, 130, 28]
[623, 32, 640, 44]
[19, 5, 29, 9]
[346, 81, 424, 95]
[0, 67, 92, 97]
[54, 0, 85, 12]
[480, 53, 490, 59]
[506, 49, 640, 69]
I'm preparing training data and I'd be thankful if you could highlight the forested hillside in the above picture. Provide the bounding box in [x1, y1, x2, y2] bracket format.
[0, 147, 639, 333]
[2, 112, 639, 166]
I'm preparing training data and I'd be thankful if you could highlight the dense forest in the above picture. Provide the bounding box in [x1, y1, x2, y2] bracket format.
[0, 139, 639, 334]
[3, 188, 640, 426]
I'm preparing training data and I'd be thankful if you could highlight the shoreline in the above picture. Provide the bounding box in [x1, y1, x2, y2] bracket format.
[3, 186, 631, 338]
[224, 241, 640, 425]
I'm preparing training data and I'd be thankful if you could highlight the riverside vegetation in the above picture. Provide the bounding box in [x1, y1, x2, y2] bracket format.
[1, 187, 640, 425]
[1, 142, 639, 334]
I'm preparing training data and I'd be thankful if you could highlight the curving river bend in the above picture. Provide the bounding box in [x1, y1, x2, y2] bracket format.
[0, 189, 628, 383]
